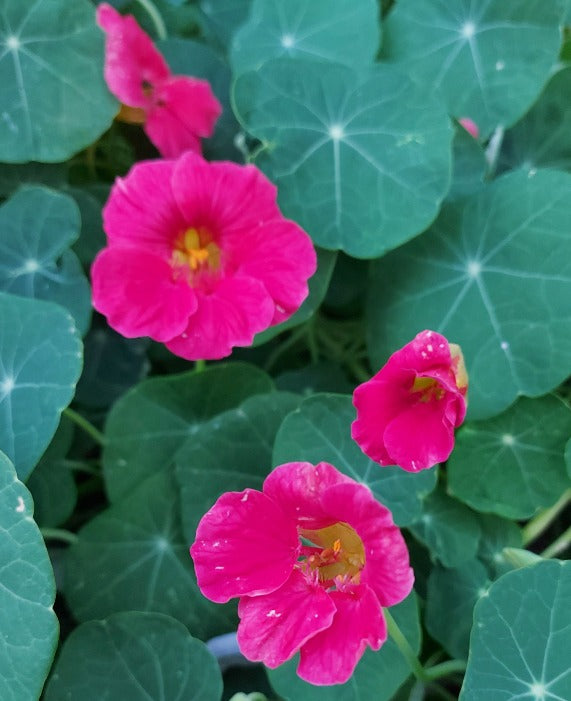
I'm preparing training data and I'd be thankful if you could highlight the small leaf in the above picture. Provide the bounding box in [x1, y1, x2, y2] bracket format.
[476, 513, 522, 578]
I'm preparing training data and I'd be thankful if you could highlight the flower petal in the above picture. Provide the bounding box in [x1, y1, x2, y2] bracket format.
[165, 275, 274, 360]
[237, 569, 336, 668]
[91, 246, 196, 341]
[320, 482, 414, 607]
[190, 489, 299, 604]
[298, 584, 386, 685]
[145, 76, 222, 158]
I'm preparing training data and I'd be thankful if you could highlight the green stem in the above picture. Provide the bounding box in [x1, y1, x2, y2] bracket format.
[522, 488, 571, 545]
[41, 528, 78, 545]
[63, 408, 105, 446]
[61, 459, 101, 476]
[346, 359, 370, 384]
[384, 609, 427, 682]
[134, 0, 167, 39]
[306, 318, 320, 365]
[424, 659, 467, 681]
[194, 359, 206, 373]
[427, 682, 457, 701]
[263, 325, 309, 372]
[541, 525, 571, 559]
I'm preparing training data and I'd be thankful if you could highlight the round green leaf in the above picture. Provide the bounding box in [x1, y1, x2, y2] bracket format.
[175, 392, 300, 541]
[383, 0, 563, 138]
[425, 560, 491, 660]
[67, 186, 107, 267]
[0, 0, 117, 162]
[276, 361, 354, 396]
[233, 59, 453, 258]
[460, 560, 571, 701]
[0, 162, 66, 198]
[65, 470, 236, 640]
[0, 186, 91, 334]
[367, 169, 571, 420]
[0, 451, 58, 701]
[409, 487, 481, 568]
[448, 125, 487, 201]
[269, 592, 420, 701]
[476, 513, 522, 579]
[199, 0, 252, 50]
[231, 0, 380, 74]
[272, 394, 437, 526]
[566, 437, 571, 479]
[0, 292, 82, 480]
[44, 612, 222, 701]
[103, 363, 274, 502]
[448, 396, 571, 519]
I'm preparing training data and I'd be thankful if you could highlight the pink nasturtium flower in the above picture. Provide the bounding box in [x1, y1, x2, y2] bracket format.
[458, 117, 479, 139]
[96, 3, 221, 157]
[352, 330, 468, 472]
[91, 152, 316, 360]
[190, 461, 413, 685]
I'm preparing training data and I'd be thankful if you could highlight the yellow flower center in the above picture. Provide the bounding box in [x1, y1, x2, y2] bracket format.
[300, 521, 365, 584]
[411, 376, 446, 402]
[172, 227, 220, 273]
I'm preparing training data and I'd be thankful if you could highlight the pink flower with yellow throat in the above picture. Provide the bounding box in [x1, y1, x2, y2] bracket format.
[352, 330, 468, 471]
[96, 3, 221, 157]
[190, 461, 413, 685]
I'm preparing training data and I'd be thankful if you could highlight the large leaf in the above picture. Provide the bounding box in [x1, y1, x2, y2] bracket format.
[103, 363, 273, 502]
[0, 292, 82, 480]
[199, 0, 252, 49]
[0, 187, 91, 334]
[44, 612, 222, 701]
[383, 0, 563, 138]
[0, 0, 117, 162]
[476, 513, 522, 578]
[448, 395, 571, 519]
[460, 560, 571, 701]
[231, 0, 380, 74]
[65, 470, 236, 640]
[0, 451, 58, 701]
[367, 169, 571, 420]
[175, 392, 300, 541]
[272, 394, 437, 527]
[233, 59, 453, 258]
[268, 592, 420, 701]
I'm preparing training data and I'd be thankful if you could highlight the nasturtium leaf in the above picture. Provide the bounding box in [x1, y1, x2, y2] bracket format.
[476, 513, 522, 579]
[272, 394, 437, 526]
[367, 169, 571, 420]
[44, 612, 222, 701]
[254, 248, 337, 345]
[0, 292, 82, 480]
[103, 363, 274, 502]
[231, 0, 380, 74]
[448, 395, 571, 519]
[276, 362, 354, 396]
[566, 437, 571, 479]
[460, 560, 571, 701]
[65, 470, 236, 640]
[448, 125, 487, 201]
[175, 391, 301, 540]
[425, 560, 491, 660]
[383, 0, 563, 139]
[0, 162, 66, 197]
[409, 487, 481, 568]
[67, 186, 107, 267]
[0, 0, 117, 162]
[233, 59, 453, 258]
[269, 592, 420, 701]
[0, 451, 58, 701]
[26, 417, 76, 528]
[199, 0, 252, 49]
[0, 187, 91, 334]
[499, 66, 571, 174]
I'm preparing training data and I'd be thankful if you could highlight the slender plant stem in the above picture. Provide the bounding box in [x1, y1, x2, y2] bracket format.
[134, 0, 167, 39]
[41, 528, 78, 545]
[263, 324, 308, 372]
[522, 488, 571, 545]
[63, 407, 105, 446]
[384, 609, 427, 682]
[424, 659, 467, 681]
[61, 459, 101, 476]
[427, 682, 458, 701]
[541, 525, 571, 559]
[194, 359, 207, 374]
[305, 318, 320, 364]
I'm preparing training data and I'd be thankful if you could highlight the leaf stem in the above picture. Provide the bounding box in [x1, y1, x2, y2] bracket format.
[540, 524, 571, 559]
[134, 0, 167, 39]
[194, 359, 207, 373]
[424, 659, 467, 681]
[522, 488, 571, 545]
[63, 408, 105, 446]
[427, 682, 458, 701]
[384, 608, 427, 682]
[41, 528, 78, 545]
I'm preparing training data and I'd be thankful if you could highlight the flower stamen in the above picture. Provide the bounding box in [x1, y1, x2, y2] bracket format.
[172, 227, 220, 273]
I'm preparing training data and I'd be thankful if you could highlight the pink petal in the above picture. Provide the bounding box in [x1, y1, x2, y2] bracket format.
[383, 401, 456, 471]
[321, 483, 414, 607]
[103, 160, 183, 254]
[91, 246, 196, 341]
[165, 275, 275, 360]
[458, 118, 479, 139]
[145, 76, 222, 158]
[298, 584, 386, 685]
[190, 489, 300, 604]
[237, 569, 336, 667]
[263, 462, 353, 530]
[96, 3, 169, 108]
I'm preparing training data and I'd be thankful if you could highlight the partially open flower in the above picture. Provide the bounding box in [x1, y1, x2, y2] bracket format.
[352, 330, 468, 471]
[190, 461, 413, 685]
[91, 152, 316, 360]
[96, 3, 221, 157]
